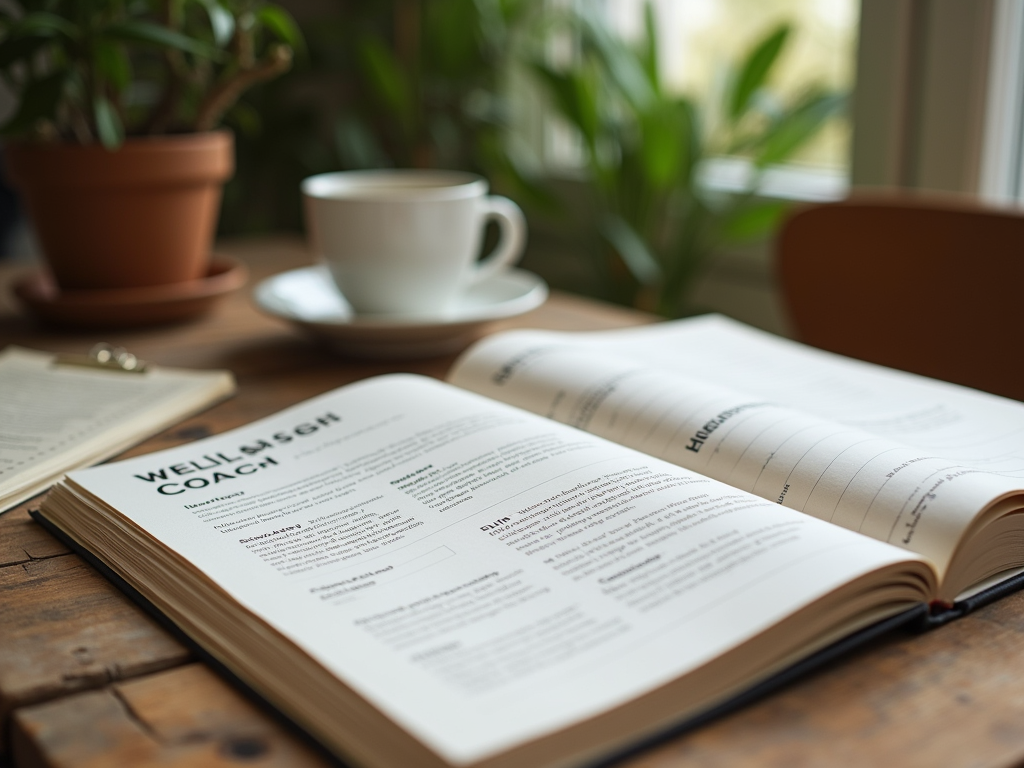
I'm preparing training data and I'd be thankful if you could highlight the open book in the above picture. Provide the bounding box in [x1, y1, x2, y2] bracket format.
[36, 316, 1024, 768]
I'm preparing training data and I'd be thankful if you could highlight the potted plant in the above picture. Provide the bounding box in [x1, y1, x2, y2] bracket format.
[0, 0, 301, 318]
[532, 8, 845, 317]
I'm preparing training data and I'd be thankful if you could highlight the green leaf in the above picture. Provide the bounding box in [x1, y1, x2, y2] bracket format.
[754, 90, 845, 167]
[93, 41, 131, 92]
[0, 70, 67, 135]
[578, 9, 654, 112]
[197, 0, 235, 47]
[93, 95, 124, 149]
[257, 5, 304, 52]
[531, 62, 599, 148]
[601, 215, 663, 286]
[720, 200, 789, 243]
[639, 99, 693, 188]
[358, 36, 414, 133]
[101, 21, 220, 58]
[640, 1, 659, 93]
[728, 23, 790, 123]
[530, 63, 576, 122]
[571, 68, 601, 149]
[679, 97, 702, 180]
[472, 0, 508, 52]
[425, 0, 480, 75]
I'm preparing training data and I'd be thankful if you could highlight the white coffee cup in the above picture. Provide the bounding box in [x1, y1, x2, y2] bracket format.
[302, 169, 527, 316]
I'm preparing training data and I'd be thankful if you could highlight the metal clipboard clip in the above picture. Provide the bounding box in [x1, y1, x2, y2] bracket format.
[53, 343, 149, 373]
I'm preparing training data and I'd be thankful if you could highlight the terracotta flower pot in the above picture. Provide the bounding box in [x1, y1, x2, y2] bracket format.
[3, 131, 234, 291]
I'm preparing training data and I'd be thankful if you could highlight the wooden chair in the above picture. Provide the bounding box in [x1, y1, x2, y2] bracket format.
[775, 195, 1024, 401]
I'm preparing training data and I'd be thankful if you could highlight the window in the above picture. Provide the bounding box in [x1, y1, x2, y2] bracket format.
[608, 0, 858, 173]
[539, 0, 858, 200]
[980, 0, 1024, 205]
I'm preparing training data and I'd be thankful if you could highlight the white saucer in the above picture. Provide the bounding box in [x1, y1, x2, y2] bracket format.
[253, 265, 549, 359]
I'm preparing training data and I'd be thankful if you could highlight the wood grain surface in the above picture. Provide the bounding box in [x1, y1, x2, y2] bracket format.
[0, 521, 189, 751]
[5, 238, 1024, 768]
[11, 664, 330, 768]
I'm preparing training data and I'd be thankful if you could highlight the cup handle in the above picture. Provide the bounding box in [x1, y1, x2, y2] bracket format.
[470, 195, 527, 284]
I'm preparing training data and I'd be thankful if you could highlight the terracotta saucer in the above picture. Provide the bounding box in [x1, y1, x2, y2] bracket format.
[12, 255, 248, 329]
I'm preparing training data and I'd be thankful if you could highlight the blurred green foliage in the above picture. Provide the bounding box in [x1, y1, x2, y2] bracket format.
[531, 6, 844, 316]
[0, 0, 302, 149]
[221, 0, 544, 234]
[220, 1, 844, 319]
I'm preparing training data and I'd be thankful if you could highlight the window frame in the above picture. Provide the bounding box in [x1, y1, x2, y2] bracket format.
[851, 0, 997, 195]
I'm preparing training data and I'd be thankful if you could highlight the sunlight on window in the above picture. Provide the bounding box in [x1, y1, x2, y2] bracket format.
[606, 0, 859, 171]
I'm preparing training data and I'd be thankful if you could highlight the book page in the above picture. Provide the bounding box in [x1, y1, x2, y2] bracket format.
[0, 346, 234, 512]
[447, 317, 1024, 583]
[58, 374, 931, 766]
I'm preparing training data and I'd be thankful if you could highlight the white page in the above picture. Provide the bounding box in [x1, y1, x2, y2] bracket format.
[448, 317, 1024, 578]
[0, 346, 233, 510]
[65, 374, 927, 765]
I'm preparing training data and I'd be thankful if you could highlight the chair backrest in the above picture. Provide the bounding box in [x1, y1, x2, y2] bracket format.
[776, 196, 1024, 401]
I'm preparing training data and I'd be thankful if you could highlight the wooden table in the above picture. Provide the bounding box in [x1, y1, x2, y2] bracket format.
[3, 238, 1024, 768]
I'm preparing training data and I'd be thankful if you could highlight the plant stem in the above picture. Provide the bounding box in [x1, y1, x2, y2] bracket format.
[142, 0, 185, 134]
[194, 45, 293, 132]
[657, 197, 706, 317]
